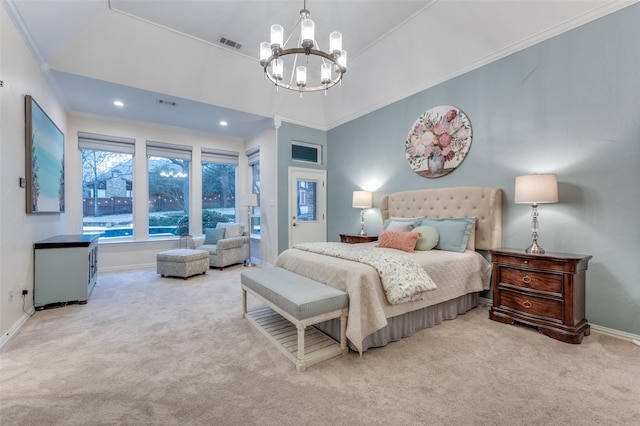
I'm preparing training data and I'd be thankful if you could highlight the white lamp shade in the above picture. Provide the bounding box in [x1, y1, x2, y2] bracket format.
[272, 59, 283, 80]
[270, 24, 283, 48]
[329, 31, 342, 54]
[239, 193, 258, 207]
[352, 191, 372, 208]
[514, 174, 558, 204]
[259, 42, 271, 65]
[301, 19, 315, 46]
[337, 50, 347, 71]
[320, 63, 332, 84]
[296, 66, 307, 87]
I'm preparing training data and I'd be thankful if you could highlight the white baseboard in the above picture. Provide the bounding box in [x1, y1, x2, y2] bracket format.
[0, 308, 35, 349]
[478, 297, 640, 344]
[590, 324, 640, 343]
[98, 262, 156, 273]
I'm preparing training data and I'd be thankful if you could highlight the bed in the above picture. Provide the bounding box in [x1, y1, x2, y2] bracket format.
[274, 186, 503, 353]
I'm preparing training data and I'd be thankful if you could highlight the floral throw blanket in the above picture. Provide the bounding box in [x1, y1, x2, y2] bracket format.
[293, 242, 437, 305]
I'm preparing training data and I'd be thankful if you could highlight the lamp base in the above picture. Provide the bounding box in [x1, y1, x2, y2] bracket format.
[525, 241, 545, 254]
[358, 208, 367, 236]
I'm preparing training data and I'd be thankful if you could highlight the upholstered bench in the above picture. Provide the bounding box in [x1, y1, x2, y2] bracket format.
[241, 267, 348, 372]
[157, 249, 209, 279]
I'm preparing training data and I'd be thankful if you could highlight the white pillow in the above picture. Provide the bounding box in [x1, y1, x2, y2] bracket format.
[386, 220, 413, 232]
[217, 223, 244, 238]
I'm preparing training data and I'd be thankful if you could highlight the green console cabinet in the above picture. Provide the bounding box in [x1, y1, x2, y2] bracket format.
[34, 234, 98, 309]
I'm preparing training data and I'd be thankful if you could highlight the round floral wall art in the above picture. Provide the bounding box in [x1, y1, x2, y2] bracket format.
[405, 105, 472, 178]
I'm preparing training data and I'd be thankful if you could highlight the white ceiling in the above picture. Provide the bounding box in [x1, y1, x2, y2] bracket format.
[5, 0, 637, 140]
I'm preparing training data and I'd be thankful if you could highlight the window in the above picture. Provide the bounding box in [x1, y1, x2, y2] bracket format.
[247, 147, 260, 235]
[79, 132, 135, 239]
[147, 141, 192, 237]
[292, 140, 321, 164]
[201, 148, 238, 230]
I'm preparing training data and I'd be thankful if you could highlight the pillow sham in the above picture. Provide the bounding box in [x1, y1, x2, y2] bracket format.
[382, 217, 422, 230]
[220, 223, 244, 238]
[412, 225, 439, 251]
[386, 220, 414, 232]
[420, 217, 475, 253]
[204, 227, 226, 245]
[376, 230, 421, 253]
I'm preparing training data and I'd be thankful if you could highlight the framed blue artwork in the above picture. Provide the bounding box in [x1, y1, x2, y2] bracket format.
[25, 95, 65, 213]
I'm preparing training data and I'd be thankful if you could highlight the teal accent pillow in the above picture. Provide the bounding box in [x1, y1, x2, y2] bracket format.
[413, 225, 439, 251]
[204, 227, 225, 245]
[420, 218, 475, 253]
[382, 217, 422, 230]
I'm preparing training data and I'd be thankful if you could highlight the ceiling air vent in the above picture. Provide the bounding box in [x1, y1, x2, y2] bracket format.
[218, 37, 242, 50]
[157, 99, 177, 106]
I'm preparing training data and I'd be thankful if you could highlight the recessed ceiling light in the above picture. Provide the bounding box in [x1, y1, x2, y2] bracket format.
[113, 100, 124, 107]
[219, 121, 228, 127]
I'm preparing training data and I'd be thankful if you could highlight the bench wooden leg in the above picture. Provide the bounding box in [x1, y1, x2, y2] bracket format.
[296, 325, 306, 372]
[340, 309, 348, 354]
[242, 288, 247, 319]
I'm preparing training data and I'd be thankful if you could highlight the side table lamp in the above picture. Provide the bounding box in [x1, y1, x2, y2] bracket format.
[514, 173, 558, 254]
[352, 190, 372, 236]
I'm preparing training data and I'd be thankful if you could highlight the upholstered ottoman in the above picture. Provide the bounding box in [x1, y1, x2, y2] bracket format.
[157, 249, 209, 279]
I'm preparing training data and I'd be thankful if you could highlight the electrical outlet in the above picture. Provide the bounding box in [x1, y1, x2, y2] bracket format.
[8, 290, 13, 303]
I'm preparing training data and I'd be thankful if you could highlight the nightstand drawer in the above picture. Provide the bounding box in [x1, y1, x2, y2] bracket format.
[500, 291, 563, 322]
[499, 267, 563, 294]
[498, 255, 568, 272]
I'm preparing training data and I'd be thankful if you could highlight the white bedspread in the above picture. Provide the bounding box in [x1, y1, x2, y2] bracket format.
[293, 242, 437, 305]
[274, 243, 491, 354]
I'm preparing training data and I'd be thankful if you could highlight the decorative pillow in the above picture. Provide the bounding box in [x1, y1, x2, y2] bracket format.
[420, 217, 475, 253]
[217, 223, 244, 238]
[376, 230, 421, 253]
[204, 227, 225, 245]
[412, 225, 439, 251]
[382, 217, 422, 230]
[386, 220, 413, 232]
[466, 219, 476, 251]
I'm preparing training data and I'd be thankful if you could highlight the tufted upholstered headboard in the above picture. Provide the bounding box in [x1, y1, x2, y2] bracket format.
[380, 187, 503, 250]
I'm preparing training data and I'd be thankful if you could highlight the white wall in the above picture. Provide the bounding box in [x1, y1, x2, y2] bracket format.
[1, 4, 67, 340]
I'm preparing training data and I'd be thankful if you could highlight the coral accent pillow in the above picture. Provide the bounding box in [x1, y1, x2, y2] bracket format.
[376, 230, 421, 253]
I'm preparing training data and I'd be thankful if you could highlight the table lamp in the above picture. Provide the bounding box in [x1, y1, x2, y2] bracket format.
[514, 173, 558, 254]
[352, 190, 372, 236]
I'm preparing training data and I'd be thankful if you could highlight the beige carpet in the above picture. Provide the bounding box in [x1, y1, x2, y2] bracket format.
[1, 265, 639, 426]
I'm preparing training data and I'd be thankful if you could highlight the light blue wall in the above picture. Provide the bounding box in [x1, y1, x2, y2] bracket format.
[277, 122, 328, 254]
[326, 5, 640, 335]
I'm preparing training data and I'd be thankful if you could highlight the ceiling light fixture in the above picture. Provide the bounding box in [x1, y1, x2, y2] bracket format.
[113, 100, 124, 107]
[219, 121, 228, 127]
[259, 0, 346, 96]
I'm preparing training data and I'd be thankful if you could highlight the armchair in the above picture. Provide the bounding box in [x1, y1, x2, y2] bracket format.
[192, 223, 250, 269]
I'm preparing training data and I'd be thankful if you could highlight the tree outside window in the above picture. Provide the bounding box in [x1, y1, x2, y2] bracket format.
[81, 149, 133, 238]
[148, 156, 190, 236]
[202, 162, 236, 231]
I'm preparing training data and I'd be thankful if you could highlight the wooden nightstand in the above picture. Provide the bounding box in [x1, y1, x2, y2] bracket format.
[489, 248, 592, 344]
[339, 234, 378, 244]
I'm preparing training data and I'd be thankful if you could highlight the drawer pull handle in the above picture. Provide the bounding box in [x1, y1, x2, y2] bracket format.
[522, 275, 532, 284]
[523, 300, 532, 309]
[523, 260, 528, 264]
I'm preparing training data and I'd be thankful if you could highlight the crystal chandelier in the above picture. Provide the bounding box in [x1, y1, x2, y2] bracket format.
[259, 0, 346, 95]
